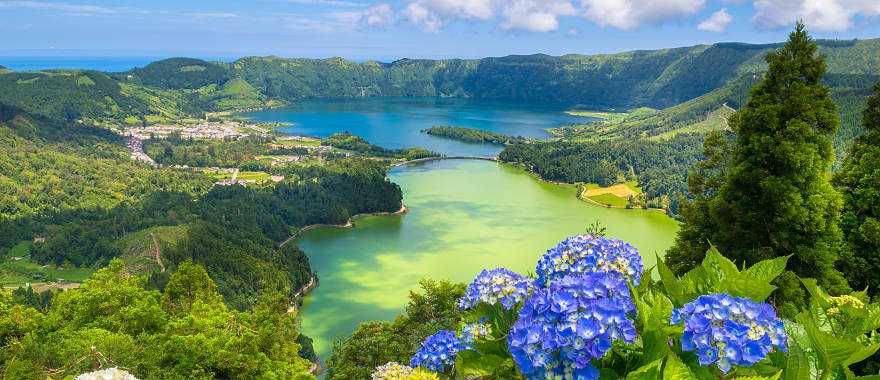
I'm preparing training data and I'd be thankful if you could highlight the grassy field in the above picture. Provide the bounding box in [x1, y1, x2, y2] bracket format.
[237, 171, 271, 181]
[580, 181, 641, 207]
[587, 193, 630, 207]
[276, 138, 321, 147]
[0, 242, 95, 286]
[117, 225, 188, 273]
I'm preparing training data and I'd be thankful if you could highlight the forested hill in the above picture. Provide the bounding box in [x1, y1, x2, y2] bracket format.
[169, 38, 880, 109]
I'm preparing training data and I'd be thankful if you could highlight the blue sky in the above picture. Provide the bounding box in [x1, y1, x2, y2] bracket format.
[1, 0, 879, 61]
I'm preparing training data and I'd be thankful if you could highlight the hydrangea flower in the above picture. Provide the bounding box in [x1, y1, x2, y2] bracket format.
[372, 362, 415, 380]
[460, 319, 492, 349]
[671, 294, 788, 373]
[410, 330, 467, 372]
[459, 268, 534, 310]
[372, 362, 439, 380]
[508, 272, 637, 379]
[536, 235, 643, 287]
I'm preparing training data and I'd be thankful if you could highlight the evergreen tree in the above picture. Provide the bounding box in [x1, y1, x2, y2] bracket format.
[834, 82, 880, 295]
[666, 23, 849, 313]
[665, 130, 733, 273]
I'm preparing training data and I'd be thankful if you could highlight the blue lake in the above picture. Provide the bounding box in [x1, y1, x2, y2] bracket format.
[243, 97, 593, 156]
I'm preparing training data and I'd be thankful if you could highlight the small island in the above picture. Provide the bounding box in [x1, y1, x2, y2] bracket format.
[422, 125, 528, 145]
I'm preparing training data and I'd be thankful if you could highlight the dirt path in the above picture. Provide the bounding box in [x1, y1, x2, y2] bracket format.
[150, 233, 165, 273]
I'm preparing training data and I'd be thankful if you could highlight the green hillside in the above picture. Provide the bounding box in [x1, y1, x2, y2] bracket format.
[127, 57, 230, 90]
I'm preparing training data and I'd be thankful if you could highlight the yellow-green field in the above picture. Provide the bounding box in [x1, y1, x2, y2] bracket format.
[276, 138, 321, 147]
[580, 181, 642, 207]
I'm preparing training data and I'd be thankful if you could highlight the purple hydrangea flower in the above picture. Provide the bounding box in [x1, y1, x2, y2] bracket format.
[459, 268, 535, 310]
[536, 235, 643, 287]
[508, 272, 637, 379]
[671, 294, 788, 373]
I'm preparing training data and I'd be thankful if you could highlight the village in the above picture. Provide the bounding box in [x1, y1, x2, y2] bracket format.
[122, 119, 351, 187]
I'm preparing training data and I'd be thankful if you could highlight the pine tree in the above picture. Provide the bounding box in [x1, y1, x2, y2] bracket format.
[666, 23, 849, 312]
[834, 82, 880, 294]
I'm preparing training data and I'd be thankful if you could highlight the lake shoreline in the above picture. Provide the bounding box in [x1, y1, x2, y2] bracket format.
[279, 204, 409, 248]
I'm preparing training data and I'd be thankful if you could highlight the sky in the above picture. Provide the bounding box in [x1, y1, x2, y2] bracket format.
[1, 0, 880, 61]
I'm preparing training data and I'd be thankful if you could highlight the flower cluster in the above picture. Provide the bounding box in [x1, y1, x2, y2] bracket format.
[460, 319, 492, 348]
[459, 268, 535, 310]
[372, 362, 439, 380]
[535, 235, 643, 287]
[410, 330, 468, 372]
[372, 362, 415, 380]
[508, 272, 637, 379]
[671, 294, 788, 373]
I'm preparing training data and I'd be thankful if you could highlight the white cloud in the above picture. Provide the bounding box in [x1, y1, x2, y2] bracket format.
[580, 0, 707, 30]
[401, 0, 576, 32]
[0, 1, 133, 15]
[698, 8, 732, 32]
[362, 3, 395, 27]
[753, 0, 880, 31]
[402, 0, 494, 32]
[499, 0, 578, 32]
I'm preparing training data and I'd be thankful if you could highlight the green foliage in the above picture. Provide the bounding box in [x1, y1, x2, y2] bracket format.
[657, 246, 789, 306]
[834, 82, 880, 296]
[0, 260, 315, 378]
[668, 24, 849, 311]
[422, 126, 528, 145]
[789, 278, 880, 378]
[326, 279, 465, 380]
[128, 58, 230, 90]
[0, 114, 212, 221]
[500, 132, 704, 213]
[323, 133, 438, 160]
[144, 135, 276, 168]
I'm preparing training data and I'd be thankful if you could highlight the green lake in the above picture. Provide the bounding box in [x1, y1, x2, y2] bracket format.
[296, 159, 680, 359]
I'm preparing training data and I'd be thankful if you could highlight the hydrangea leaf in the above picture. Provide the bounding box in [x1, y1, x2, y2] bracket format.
[733, 371, 782, 380]
[743, 255, 790, 284]
[656, 254, 686, 305]
[783, 339, 811, 380]
[635, 289, 675, 363]
[661, 352, 696, 380]
[625, 357, 663, 380]
[716, 275, 776, 301]
[454, 350, 505, 378]
[702, 245, 740, 280]
[797, 312, 880, 369]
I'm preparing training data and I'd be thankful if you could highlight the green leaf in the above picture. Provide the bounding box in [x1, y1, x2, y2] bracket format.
[798, 313, 880, 369]
[627, 357, 663, 380]
[735, 371, 782, 380]
[783, 339, 811, 380]
[455, 350, 506, 378]
[702, 244, 739, 279]
[662, 352, 696, 380]
[716, 275, 777, 302]
[657, 254, 685, 305]
[743, 255, 789, 284]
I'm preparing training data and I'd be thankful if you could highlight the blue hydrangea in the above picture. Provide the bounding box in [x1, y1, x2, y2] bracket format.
[410, 330, 467, 372]
[459, 268, 535, 310]
[459, 319, 492, 349]
[536, 235, 643, 287]
[671, 294, 788, 373]
[508, 272, 637, 379]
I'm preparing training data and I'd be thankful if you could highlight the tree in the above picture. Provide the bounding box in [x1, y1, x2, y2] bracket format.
[665, 130, 733, 273]
[666, 23, 848, 313]
[834, 82, 880, 295]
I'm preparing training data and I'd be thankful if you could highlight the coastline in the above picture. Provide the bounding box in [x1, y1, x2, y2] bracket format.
[278, 204, 409, 248]
[506, 161, 669, 214]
